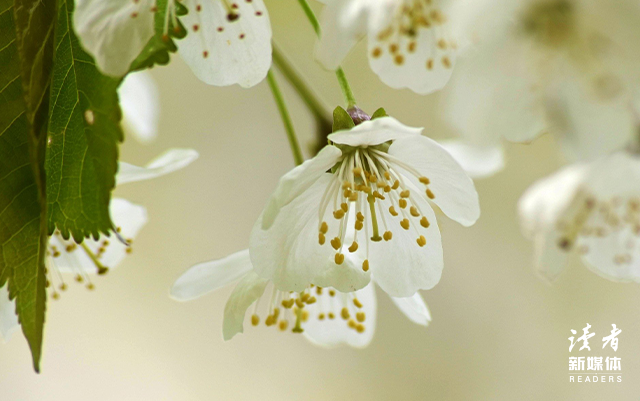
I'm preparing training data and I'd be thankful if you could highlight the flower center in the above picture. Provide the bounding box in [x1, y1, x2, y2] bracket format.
[249, 284, 368, 335]
[556, 192, 640, 265]
[370, 0, 454, 69]
[521, 0, 575, 47]
[318, 147, 436, 272]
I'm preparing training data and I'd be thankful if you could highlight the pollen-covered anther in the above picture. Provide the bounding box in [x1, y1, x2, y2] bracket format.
[389, 206, 399, 216]
[417, 235, 427, 247]
[419, 177, 430, 185]
[355, 220, 364, 230]
[333, 209, 345, 219]
[362, 259, 369, 272]
[401, 219, 410, 230]
[330, 237, 342, 250]
[400, 190, 410, 198]
[353, 298, 363, 308]
[348, 319, 357, 329]
[420, 216, 430, 228]
[318, 233, 326, 245]
[278, 320, 288, 331]
[335, 253, 345, 265]
[426, 189, 435, 199]
[399, 199, 408, 209]
[341, 307, 350, 320]
[356, 324, 365, 333]
[356, 312, 366, 322]
[410, 206, 420, 217]
[383, 231, 393, 241]
[348, 241, 359, 252]
[251, 314, 260, 326]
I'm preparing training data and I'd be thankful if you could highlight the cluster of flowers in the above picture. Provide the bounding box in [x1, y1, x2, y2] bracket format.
[4, 0, 640, 350]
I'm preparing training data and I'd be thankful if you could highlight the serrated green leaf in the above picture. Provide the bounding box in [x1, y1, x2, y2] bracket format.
[0, 0, 56, 373]
[46, 0, 124, 242]
[129, 0, 187, 72]
[371, 107, 388, 120]
[332, 106, 355, 132]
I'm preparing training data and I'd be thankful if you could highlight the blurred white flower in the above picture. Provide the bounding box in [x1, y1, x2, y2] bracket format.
[75, 0, 272, 87]
[519, 150, 640, 282]
[0, 149, 199, 342]
[251, 116, 479, 297]
[438, 140, 504, 179]
[119, 71, 160, 143]
[171, 249, 431, 346]
[316, 0, 457, 94]
[443, 0, 640, 161]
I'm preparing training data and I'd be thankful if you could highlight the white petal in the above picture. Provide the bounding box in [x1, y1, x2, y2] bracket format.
[315, 0, 368, 70]
[74, 0, 155, 77]
[119, 71, 160, 143]
[532, 232, 569, 283]
[222, 271, 269, 340]
[116, 149, 199, 185]
[171, 249, 253, 301]
[0, 286, 18, 343]
[178, 0, 272, 87]
[437, 140, 504, 179]
[251, 175, 371, 293]
[261, 145, 342, 230]
[389, 135, 480, 227]
[390, 291, 431, 326]
[366, 0, 456, 94]
[328, 117, 422, 148]
[54, 199, 148, 274]
[580, 232, 640, 284]
[303, 283, 376, 348]
[367, 187, 443, 297]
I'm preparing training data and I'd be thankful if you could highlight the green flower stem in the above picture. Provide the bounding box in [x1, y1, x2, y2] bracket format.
[267, 69, 305, 166]
[272, 44, 331, 127]
[296, 0, 357, 108]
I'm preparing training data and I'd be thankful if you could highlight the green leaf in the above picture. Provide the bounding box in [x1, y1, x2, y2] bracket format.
[332, 106, 355, 132]
[129, 0, 187, 72]
[0, 0, 56, 372]
[46, 0, 124, 242]
[371, 107, 388, 120]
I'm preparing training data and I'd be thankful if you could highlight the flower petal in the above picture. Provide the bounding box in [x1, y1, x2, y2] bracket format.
[74, 0, 155, 77]
[303, 283, 376, 348]
[437, 140, 504, 179]
[532, 232, 569, 283]
[580, 231, 640, 284]
[0, 286, 18, 342]
[171, 249, 253, 301]
[54, 198, 148, 274]
[328, 117, 422, 148]
[390, 291, 431, 326]
[261, 145, 342, 230]
[116, 149, 199, 185]
[178, 0, 272, 87]
[366, 0, 457, 94]
[367, 188, 443, 297]
[222, 271, 269, 340]
[315, 0, 368, 70]
[119, 71, 160, 143]
[389, 135, 480, 226]
[251, 175, 371, 293]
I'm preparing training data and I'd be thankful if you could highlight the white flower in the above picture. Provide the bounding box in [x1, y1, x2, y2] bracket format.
[438, 140, 504, 179]
[315, 0, 457, 94]
[74, 0, 272, 87]
[519, 150, 640, 282]
[119, 71, 160, 143]
[251, 116, 479, 297]
[0, 149, 198, 342]
[171, 249, 431, 346]
[443, 0, 640, 160]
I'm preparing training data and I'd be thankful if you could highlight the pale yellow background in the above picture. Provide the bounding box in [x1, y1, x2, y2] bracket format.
[1, 1, 639, 399]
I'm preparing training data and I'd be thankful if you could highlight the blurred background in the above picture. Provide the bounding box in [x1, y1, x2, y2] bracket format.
[1, 1, 639, 399]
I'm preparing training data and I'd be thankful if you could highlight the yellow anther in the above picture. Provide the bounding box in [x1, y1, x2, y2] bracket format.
[384, 185, 391, 193]
[279, 320, 289, 331]
[341, 203, 349, 212]
[349, 193, 358, 201]
[373, 191, 385, 200]
[383, 231, 392, 241]
[384, 171, 391, 180]
[331, 237, 342, 250]
[59, 283, 67, 291]
[399, 199, 408, 208]
[353, 167, 363, 175]
[362, 259, 369, 272]
[86, 283, 95, 290]
[442, 56, 452, 68]
[353, 298, 363, 308]
[265, 316, 274, 326]
[342, 182, 352, 189]
[328, 312, 335, 319]
[389, 206, 398, 216]
[126, 248, 133, 254]
[335, 253, 345, 265]
[356, 324, 365, 333]
[348, 319, 357, 329]
[301, 293, 310, 302]
[302, 310, 309, 322]
[400, 190, 410, 198]
[341, 307, 350, 320]
[295, 298, 305, 309]
[419, 177, 430, 185]
[410, 206, 420, 217]
[343, 189, 352, 198]
[355, 220, 364, 231]
[392, 180, 400, 190]
[369, 175, 378, 184]
[282, 299, 294, 309]
[420, 216, 430, 228]
[401, 219, 410, 230]
[52, 292, 60, 300]
[251, 314, 260, 326]
[273, 308, 280, 320]
[333, 209, 345, 219]
[316, 287, 323, 295]
[102, 240, 110, 246]
[318, 313, 326, 320]
[318, 233, 326, 245]
[75, 275, 83, 283]
[426, 189, 435, 199]
[53, 251, 61, 257]
[320, 221, 328, 234]
[356, 212, 365, 221]
[329, 290, 336, 297]
[356, 312, 366, 322]
[348, 241, 359, 252]
[306, 297, 317, 305]
[417, 235, 427, 247]
[65, 244, 76, 252]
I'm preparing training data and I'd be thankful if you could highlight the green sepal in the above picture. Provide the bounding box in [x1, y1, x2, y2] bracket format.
[332, 106, 355, 132]
[371, 107, 388, 120]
